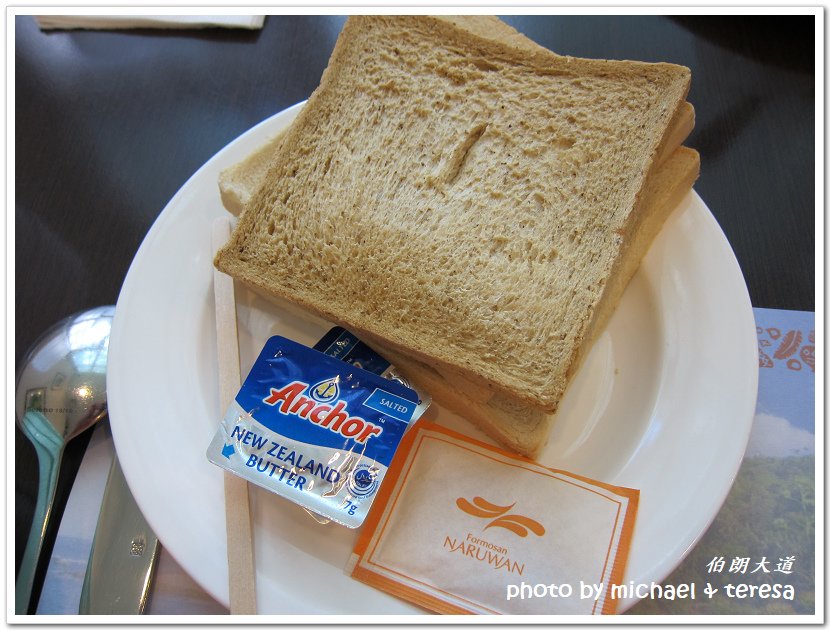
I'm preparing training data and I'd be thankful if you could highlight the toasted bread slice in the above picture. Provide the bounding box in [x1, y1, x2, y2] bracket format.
[219, 100, 693, 220]
[369, 146, 699, 456]
[218, 15, 694, 219]
[215, 16, 701, 456]
[215, 16, 692, 414]
[219, 135, 698, 456]
[219, 127, 291, 217]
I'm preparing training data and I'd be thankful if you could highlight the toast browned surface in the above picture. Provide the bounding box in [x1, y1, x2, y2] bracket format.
[215, 15, 698, 455]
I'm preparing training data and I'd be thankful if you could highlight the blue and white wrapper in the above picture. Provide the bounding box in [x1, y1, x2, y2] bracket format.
[207, 335, 424, 528]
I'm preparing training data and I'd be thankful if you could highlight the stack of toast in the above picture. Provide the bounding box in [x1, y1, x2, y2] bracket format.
[214, 16, 700, 458]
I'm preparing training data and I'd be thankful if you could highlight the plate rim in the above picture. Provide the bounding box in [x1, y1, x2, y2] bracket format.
[107, 102, 758, 613]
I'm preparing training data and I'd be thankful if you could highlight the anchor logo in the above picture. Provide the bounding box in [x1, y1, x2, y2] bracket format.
[309, 376, 340, 403]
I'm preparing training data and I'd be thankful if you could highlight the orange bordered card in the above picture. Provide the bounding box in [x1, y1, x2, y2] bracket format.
[347, 422, 639, 615]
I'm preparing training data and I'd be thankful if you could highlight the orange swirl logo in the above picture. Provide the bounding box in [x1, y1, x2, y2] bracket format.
[456, 496, 545, 538]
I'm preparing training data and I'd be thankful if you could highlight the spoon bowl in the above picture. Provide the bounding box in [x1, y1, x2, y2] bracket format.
[15, 306, 114, 614]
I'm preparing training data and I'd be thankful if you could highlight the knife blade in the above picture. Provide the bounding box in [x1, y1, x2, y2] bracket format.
[78, 456, 160, 614]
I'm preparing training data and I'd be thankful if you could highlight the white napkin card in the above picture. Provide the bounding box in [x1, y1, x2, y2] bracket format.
[35, 15, 265, 31]
[349, 423, 639, 615]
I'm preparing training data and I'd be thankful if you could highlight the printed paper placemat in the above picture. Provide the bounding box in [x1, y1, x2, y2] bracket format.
[628, 307, 816, 615]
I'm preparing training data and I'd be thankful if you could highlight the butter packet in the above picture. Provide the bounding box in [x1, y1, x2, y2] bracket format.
[348, 422, 639, 614]
[312, 327, 431, 425]
[206, 335, 423, 528]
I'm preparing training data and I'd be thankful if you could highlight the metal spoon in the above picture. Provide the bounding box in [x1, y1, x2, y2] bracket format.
[15, 306, 114, 615]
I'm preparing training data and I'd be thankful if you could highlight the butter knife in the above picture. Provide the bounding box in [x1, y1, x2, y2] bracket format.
[78, 456, 160, 614]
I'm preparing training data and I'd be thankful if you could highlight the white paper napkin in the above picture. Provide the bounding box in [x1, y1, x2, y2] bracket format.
[349, 422, 639, 615]
[35, 15, 265, 31]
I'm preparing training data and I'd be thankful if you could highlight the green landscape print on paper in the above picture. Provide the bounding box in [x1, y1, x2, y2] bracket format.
[629, 308, 815, 615]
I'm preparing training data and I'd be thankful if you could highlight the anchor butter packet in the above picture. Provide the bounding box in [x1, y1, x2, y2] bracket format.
[206, 335, 424, 528]
[313, 326, 431, 425]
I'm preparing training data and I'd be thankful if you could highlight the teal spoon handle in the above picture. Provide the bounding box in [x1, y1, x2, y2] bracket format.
[16, 411, 64, 615]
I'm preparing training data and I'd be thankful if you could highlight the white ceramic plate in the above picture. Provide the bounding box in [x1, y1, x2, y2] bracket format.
[108, 102, 758, 615]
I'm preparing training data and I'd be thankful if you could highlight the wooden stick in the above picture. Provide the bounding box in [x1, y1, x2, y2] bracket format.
[212, 217, 257, 614]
